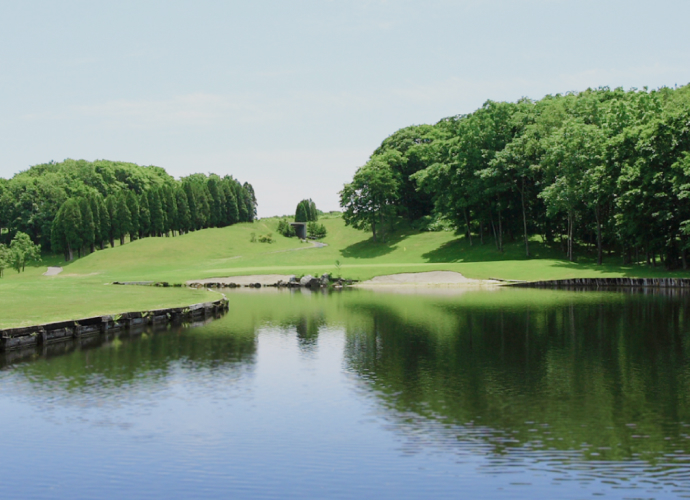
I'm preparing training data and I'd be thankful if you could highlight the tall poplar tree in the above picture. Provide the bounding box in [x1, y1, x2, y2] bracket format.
[105, 195, 118, 248]
[148, 189, 164, 236]
[126, 191, 140, 241]
[78, 197, 95, 255]
[116, 193, 132, 245]
[139, 192, 151, 238]
[175, 187, 191, 234]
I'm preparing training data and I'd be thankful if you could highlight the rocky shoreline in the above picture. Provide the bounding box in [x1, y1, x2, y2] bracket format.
[187, 273, 353, 290]
[0, 298, 229, 352]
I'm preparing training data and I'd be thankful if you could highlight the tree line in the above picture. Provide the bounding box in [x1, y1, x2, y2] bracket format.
[341, 84, 690, 268]
[0, 160, 257, 261]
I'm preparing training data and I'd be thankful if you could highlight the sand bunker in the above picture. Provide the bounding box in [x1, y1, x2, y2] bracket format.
[187, 275, 294, 286]
[43, 267, 63, 276]
[356, 271, 498, 287]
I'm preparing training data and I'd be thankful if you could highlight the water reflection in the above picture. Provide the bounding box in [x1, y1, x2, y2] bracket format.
[3, 287, 690, 498]
[342, 290, 690, 491]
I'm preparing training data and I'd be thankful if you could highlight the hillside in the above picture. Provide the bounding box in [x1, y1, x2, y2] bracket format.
[2, 214, 688, 329]
[51, 214, 690, 283]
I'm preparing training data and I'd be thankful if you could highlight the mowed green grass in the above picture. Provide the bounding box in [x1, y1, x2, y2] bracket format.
[60, 215, 690, 282]
[1, 214, 687, 328]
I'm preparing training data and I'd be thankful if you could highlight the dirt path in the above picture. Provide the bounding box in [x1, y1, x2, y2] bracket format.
[43, 267, 63, 276]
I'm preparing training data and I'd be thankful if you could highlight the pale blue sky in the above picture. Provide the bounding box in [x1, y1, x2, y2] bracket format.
[1, 0, 689, 216]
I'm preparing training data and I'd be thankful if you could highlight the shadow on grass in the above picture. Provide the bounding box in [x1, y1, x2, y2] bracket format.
[422, 236, 562, 263]
[339, 230, 416, 259]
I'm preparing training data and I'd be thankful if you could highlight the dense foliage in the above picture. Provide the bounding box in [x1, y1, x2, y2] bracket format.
[341, 85, 690, 267]
[0, 159, 257, 261]
[295, 199, 318, 223]
[0, 231, 41, 276]
[277, 219, 296, 238]
[307, 222, 327, 239]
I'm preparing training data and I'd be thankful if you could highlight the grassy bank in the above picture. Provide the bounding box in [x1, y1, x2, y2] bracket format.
[48, 214, 690, 282]
[1, 214, 687, 328]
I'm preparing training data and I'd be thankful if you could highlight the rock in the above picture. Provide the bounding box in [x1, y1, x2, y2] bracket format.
[320, 273, 331, 286]
[288, 275, 297, 283]
[299, 275, 315, 286]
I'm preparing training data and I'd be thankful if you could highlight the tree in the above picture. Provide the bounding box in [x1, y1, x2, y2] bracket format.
[295, 201, 309, 222]
[51, 198, 82, 261]
[126, 191, 140, 241]
[540, 119, 605, 262]
[139, 192, 151, 238]
[95, 193, 110, 250]
[0, 244, 10, 277]
[116, 193, 132, 245]
[161, 185, 177, 236]
[10, 231, 41, 272]
[78, 197, 95, 255]
[148, 189, 164, 236]
[222, 180, 239, 225]
[175, 187, 191, 234]
[340, 158, 399, 242]
[105, 195, 118, 247]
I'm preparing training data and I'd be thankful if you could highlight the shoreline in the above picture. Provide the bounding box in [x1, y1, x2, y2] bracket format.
[0, 297, 229, 352]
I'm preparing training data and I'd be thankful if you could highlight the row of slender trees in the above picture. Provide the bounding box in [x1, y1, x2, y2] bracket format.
[0, 160, 257, 257]
[341, 84, 690, 268]
[50, 173, 256, 261]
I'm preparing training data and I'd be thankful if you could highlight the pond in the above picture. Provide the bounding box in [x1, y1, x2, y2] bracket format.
[2, 287, 690, 499]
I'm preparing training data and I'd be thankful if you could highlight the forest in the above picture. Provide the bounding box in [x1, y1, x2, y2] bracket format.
[340, 85, 690, 269]
[0, 159, 257, 261]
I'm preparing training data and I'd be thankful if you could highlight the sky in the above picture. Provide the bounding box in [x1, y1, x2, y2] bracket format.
[1, 0, 689, 217]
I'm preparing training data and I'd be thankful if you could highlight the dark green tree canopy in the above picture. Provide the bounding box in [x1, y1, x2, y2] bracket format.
[2, 160, 260, 260]
[342, 83, 690, 268]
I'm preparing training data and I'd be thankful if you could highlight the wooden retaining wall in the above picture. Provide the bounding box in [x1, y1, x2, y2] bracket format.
[511, 278, 690, 288]
[0, 298, 229, 352]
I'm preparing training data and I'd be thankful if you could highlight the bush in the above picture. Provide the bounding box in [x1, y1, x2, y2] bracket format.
[277, 219, 296, 237]
[307, 222, 327, 239]
[257, 233, 274, 243]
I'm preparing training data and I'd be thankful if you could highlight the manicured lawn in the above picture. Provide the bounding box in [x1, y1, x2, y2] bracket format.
[1, 214, 686, 329]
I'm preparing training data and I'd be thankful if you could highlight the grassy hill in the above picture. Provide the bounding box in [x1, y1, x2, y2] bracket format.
[1, 213, 687, 328]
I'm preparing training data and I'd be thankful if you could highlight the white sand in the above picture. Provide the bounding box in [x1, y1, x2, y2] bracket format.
[356, 271, 498, 287]
[187, 275, 294, 286]
[43, 267, 63, 276]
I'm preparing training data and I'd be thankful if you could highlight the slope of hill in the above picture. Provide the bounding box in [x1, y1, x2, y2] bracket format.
[2, 213, 688, 329]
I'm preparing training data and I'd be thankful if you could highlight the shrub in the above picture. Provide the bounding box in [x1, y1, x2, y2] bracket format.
[277, 219, 296, 237]
[257, 233, 274, 243]
[307, 222, 327, 239]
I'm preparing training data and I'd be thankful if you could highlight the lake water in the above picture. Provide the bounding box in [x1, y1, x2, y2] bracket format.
[2, 287, 690, 499]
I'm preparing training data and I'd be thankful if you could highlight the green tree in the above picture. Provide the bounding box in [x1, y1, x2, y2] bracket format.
[148, 189, 164, 236]
[139, 192, 151, 238]
[126, 191, 140, 241]
[51, 198, 82, 261]
[340, 158, 399, 242]
[175, 187, 191, 234]
[162, 186, 177, 236]
[295, 200, 309, 222]
[222, 179, 239, 225]
[9, 231, 41, 272]
[0, 244, 10, 277]
[105, 195, 118, 247]
[78, 197, 95, 255]
[116, 193, 132, 245]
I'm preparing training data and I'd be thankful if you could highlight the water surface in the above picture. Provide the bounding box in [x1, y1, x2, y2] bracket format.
[2, 287, 690, 499]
